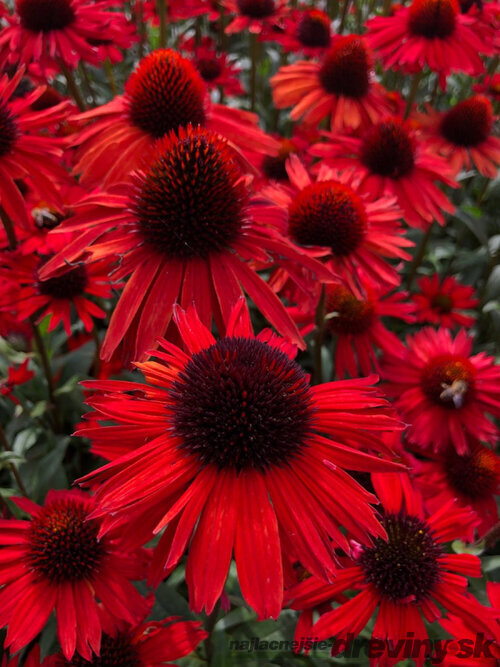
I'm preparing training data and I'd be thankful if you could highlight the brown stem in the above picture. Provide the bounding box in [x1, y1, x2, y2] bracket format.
[405, 223, 433, 290]
[157, 0, 167, 48]
[58, 59, 86, 111]
[338, 0, 351, 33]
[30, 320, 61, 433]
[313, 285, 326, 385]
[0, 425, 28, 497]
[404, 70, 423, 119]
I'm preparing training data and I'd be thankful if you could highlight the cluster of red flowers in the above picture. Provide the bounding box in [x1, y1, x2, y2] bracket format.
[0, 0, 498, 665]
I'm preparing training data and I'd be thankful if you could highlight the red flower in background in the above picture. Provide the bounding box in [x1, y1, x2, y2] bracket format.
[286, 475, 499, 666]
[415, 96, 500, 178]
[271, 35, 397, 131]
[312, 117, 457, 229]
[412, 274, 478, 328]
[76, 300, 404, 620]
[181, 36, 245, 96]
[380, 327, 500, 455]
[40, 125, 332, 362]
[54, 617, 207, 666]
[224, 0, 288, 34]
[71, 49, 278, 188]
[0, 0, 136, 70]
[266, 7, 332, 56]
[0, 68, 69, 231]
[0, 490, 150, 660]
[365, 0, 490, 88]
[0, 358, 34, 403]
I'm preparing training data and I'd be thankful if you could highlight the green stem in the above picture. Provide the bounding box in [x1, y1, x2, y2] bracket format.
[313, 285, 326, 385]
[382, 0, 393, 15]
[203, 600, 221, 664]
[406, 223, 433, 290]
[79, 62, 96, 106]
[0, 425, 28, 497]
[30, 321, 61, 433]
[249, 32, 259, 113]
[104, 59, 118, 96]
[137, 0, 146, 58]
[91, 327, 101, 378]
[404, 70, 423, 119]
[218, 5, 226, 55]
[58, 59, 86, 111]
[338, 0, 351, 33]
[157, 0, 167, 48]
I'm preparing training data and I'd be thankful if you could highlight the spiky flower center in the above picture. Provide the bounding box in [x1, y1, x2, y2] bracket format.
[36, 257, 88, 300]
[17, 0, 76, 32]
[359, 513, 442, 602]
[170, 337, 314, 472]
[420, 354, 475, 409]
[440, 96, 492, 147]
[288, 181, 367, 256]
[27, 498, 106, 583]
[319, 36, 371, 98]
[296, 10, 331, 48]
[326, 285, 376, 335]
[0, 100, 19, 157]
[445, 443, 498, 501]
[236, 0, 275, 18]
[408, 0, 458, 38]
[361, 119, 416, 179]
[430, 293, 453, 313]
[58, 633, 140, 667]
[132, 127, 247, 260]
[125, 50, 207, 139]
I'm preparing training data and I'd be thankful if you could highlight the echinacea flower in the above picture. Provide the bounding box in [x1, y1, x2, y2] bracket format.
[312, 117, 457, 229]
[415, 96, 500, 178]
[0, 247, 112, 335]
[266, 7, 332, 56]
[53, 617, 208, 667]
[412, 274, 478, 328]
[181, 36, 245, 96]
[260, 155, 413, 289]
[380, 327, 500, 454]
[0, 0, 136, 70]
[324, 279, 415, 379]
[0, 68, 69, 230]
[0, 490, 150, 660]
[365, 0, 490, 89]
[413, 439, 500, 540]
[271, 35, 397, 132]
[223, 0, 288, 34]
[71, 49, 278, 188]
[286, 474, 499, 667]
[40, 125, 331, 362]
[76, 300, 405, 620]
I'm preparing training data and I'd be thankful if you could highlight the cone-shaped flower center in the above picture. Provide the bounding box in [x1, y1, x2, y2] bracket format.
[132, 127, 247, 260]
[288, 181, 367, 256]
[17, 0, 76, 32]
[408, 0, 458, 38]
[296, 10, 331, 48]
[445, 443, 498, 500]
[36, 258, 88, 299]
[27, 498, 106, 582]
[0, 101, 19, 157]
[361, 119, 416, 179]
[360, 513, 442, 602]
[126, 50, 207, 139]
[170, 337, 314, 472]
[319, 36, 371, 98]
[236, 0, 276, 18]
[420, 353, 475, 409]
[430, 293, 453, 313]
[59, 633, 140, 667]
[326, 285, 376, 335]
[440, 96, 492, 147]
[196, 57, 222, 82]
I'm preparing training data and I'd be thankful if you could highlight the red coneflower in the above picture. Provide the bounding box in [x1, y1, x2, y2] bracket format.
[76, 300, 405, 620]
[0, 358, 34, 404]
[266, 7, 332, 56]
[0, 246, 112, 336]
[271, 35, 397, 132]
[286, 475, 499, 666]
[474, 74, 500, 102]
[324, 279, 415, 379]
[0, 68, 69, 231]
[312, 117, 457, 229]
[41, 125, 331, 362]
[0, 490, 150, 660]
[380, 327, 500, 455]
[223, 0, 288, 34]
[260, 155, 413, 289]
[180, 37, 245, 96]
[71, 49, 278, 188]
[0, 0, 136, 70]
[413, 439, 500, 540]
[365, 0, 490, 89]
[53, 617, 208, 666]
[412, 274, 478, 328]
[415, 96, 500, 178]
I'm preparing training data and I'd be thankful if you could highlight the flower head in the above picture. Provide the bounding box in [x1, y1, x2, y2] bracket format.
[412, 274, 478, 328]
